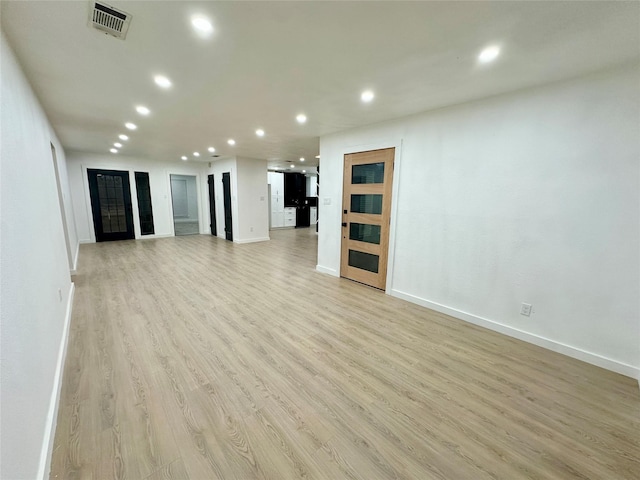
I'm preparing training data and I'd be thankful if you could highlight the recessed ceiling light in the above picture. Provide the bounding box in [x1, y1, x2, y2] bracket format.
[256, 129, 265, 137]
[296, 114, 307, 124]
[315, 155, 320, 159]
[208, 146, 215, 153]
[478, 45, 500, 63]
[114, 142, 122, 148]
[110, 148, 118, 153]
[228, 139, 236, 145]
[135, 105, 150, 115]
[300, 157, 305, 162]
[302, 170, 306, 173]
[181, 155, 187, 160]
[125, 122, 137, 130]
[191, 15, 213, 35]
[289, 164, 295, 169]
[154, 75, 172, 89]
[119, 134, 129, 141]
[361, 90, 375, 102]
[193, 152, 200, 157]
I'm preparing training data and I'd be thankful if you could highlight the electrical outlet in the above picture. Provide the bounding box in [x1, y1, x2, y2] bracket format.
[250, 226, 253, 232]
[58, 288, 62, 302]
[323, 198, 331, 205]
[520, 303, 532, 316]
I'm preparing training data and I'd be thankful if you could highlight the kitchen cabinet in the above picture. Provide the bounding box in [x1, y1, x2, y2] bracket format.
[284, 207, 296, 227]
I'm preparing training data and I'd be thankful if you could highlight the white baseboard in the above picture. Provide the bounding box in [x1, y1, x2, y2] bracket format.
[138, 233, 173, 240]
[316, 265, 339, 277]
[234, 237, 270, 244]
[78, 239, 92, 244]
[38, 282, 75, 479]
[391, 289, 640, 380]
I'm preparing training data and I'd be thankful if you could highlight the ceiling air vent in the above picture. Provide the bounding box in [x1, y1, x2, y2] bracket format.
[89, 2, 131, 39]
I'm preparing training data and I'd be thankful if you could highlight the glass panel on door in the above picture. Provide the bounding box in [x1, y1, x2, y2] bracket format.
[352, 162, 385, 184]
[349, 223, 381, 244]
[351, 194, 383, 214]
[348, 250, 380, 273]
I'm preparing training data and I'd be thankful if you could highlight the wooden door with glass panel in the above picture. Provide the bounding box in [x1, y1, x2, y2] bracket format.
[340, 148, 394, 290]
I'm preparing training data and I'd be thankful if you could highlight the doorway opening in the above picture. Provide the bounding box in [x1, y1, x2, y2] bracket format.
[340, 148, 395, 290]
[87, 169, 135, 242]
[170, 174, 200, 236]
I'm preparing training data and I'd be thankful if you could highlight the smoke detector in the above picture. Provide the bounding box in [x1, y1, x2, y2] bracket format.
[89, 2, 131, 39]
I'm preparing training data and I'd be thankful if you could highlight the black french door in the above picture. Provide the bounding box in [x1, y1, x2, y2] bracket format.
[222, 172, 233, 241]
[207, 174, 217, 236]
[87, 169, 135, 242]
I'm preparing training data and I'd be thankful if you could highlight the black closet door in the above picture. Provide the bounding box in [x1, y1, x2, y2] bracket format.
[87, 169, 135, 242]
[222, 172, 233, 241]
[208, 174, 217, 236]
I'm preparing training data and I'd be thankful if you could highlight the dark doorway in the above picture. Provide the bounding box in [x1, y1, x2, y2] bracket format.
[222, 172, 233, 241]
[134, 172, 154, 235]
[207, 174, 217, 236]
[87, 169, 135, 242]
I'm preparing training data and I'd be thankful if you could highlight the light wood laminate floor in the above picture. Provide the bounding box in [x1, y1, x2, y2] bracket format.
[51, 228, 640, 479]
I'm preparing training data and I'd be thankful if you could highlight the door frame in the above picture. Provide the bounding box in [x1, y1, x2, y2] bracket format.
[87, 168, 135, 242]
[222, 172, 233, 241]
[339, 140, 402, 293]
[166, 172, 204, 237]
[207, 174, 217, 236]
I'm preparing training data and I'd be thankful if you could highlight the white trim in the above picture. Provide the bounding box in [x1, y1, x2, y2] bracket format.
[38, 283, 75, 480]
[72, 240, 80, 271]
[167, 172, 204, 236]
[234, 237, 270, 244]
[391, 288, 640, 379]
[78, 239, 93, 244]
[316, 265, 339, 277]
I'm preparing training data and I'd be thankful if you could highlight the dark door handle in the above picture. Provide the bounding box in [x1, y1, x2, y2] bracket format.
[342, 222, 347, 227]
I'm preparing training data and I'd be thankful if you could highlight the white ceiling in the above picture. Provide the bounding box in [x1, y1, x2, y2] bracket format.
[2, 1, 638, 172]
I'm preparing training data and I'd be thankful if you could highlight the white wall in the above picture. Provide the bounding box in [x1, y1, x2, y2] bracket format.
[318, 64, 640, 378]
[208, 157, 269, 243]
[1, 33, 78, 479]
[67, 153, 209, 242]
[235, 157, 269, 242]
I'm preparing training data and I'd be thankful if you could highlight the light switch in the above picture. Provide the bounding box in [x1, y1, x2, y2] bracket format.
[323, 198, 331, 205]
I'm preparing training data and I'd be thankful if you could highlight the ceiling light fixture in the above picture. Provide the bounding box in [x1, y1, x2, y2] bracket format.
[208, 147, 215, 153]
[125, 122, 137, 130]
[478, 45, 500, 63]
[154, 75, 172, 89]
[361, 90, 375, 102]
[119, 134, 129, 141]
[191, 15, 213, 36]
[299, 157, 305, 162]
[110, 148, 118, 153]
[181, 156, 187, 160]
[289, 164, 295, 169]
[114, 142, 122, 148]
[296, 114, 307, 124]
[315, 155, 320, 159]
[228, 139, 236, 145]
[135, 105, 150, 115]
[302, 170, 306, 173]
[256, 129, 265, 137]
[193, 152, 200, 157]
